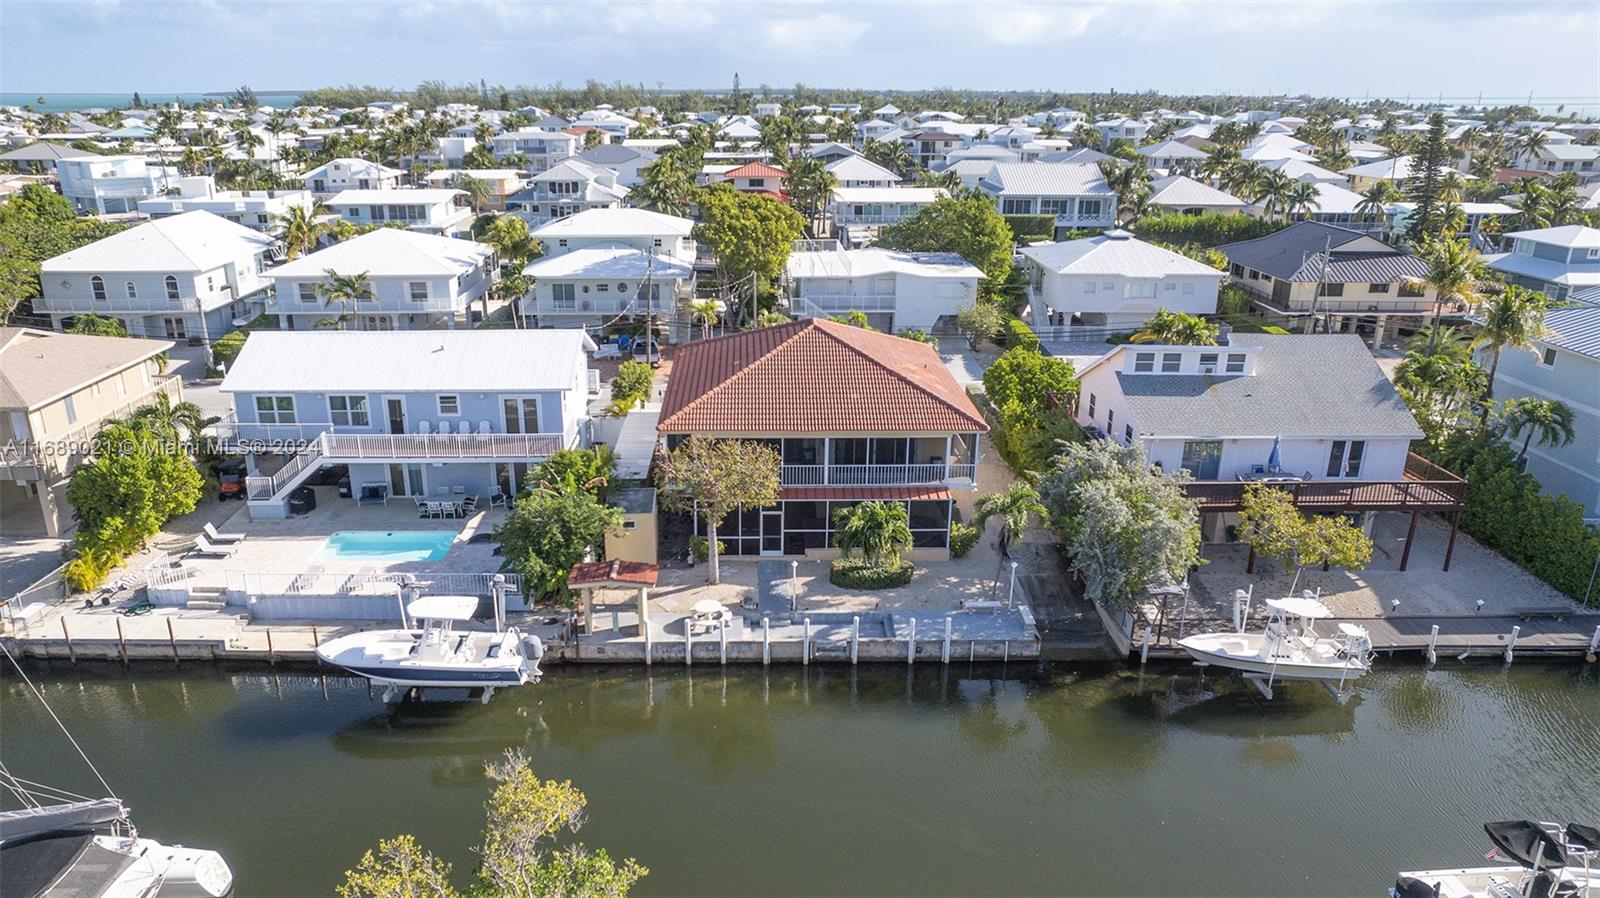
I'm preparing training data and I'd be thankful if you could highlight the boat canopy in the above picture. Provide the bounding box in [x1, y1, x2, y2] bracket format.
[407, 595, 479, 622]
[1484, 820, 1574, 869]
[0, 799, 127, 843]
[1264, 597, 1333, 619]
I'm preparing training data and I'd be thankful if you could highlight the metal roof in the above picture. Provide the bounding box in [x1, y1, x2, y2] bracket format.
[786, 247, 982, 280]
[977, 162, 1114, 197]
[40, 210, 277, 274]
[522, 245, 693, 280]
[268, 229, 491, 279]
[1146, 175, 1246, 209]
[1021, 231, 1224, 278]
[1541, 303, 1600, 360]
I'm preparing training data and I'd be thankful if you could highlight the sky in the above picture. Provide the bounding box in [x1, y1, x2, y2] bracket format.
[3, 0, 1598, 101]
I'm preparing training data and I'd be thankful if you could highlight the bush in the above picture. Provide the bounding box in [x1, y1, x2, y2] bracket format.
[63, 543, 123, 593]
[689, 536, 726, 564]
[608, 360, 654, 416]
[211, 329, 248, 370]
[949, 520, 980, 558]
[1134, 211, 1285, 248]
[1003, 214, 1055, 243]
[829, 557, 914, 589]
[1003, 316, 1040, 349]
[897, 327, 936, 345]
[1216, 284, 1254, 317]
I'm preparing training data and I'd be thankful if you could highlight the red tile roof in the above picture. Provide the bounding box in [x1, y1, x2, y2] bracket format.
[658, 318, 988, 434]
[780, 486, 952, 502]
[567, 559, 659, 588]
[723, 161, 789, 180]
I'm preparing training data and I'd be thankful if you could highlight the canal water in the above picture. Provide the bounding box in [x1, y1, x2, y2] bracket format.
[3, 662, 1596, 896]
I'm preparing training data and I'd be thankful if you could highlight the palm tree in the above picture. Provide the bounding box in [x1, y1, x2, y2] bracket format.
[634, 155, 695, 217]
[1500, 397, 1576, 463]
[1254, 169, 1297, 221]
[1436, 200, 1467, 237]
[973, 482, 1046, 558]
[1131, 308, 1220, 345]
[1514, 128, 1548, 167]
[1283, 180, 1321, 220]
[1355, 181, 1401, 226]
[916, 169, 962, 191]
[832, 501, 913, 568]
[1471, 285, 1551, 414]
[278, 204, 325, 259]
[1411, 236, 1488, 353]
[492, 272, 531, 327]
[480, 215, 541, 269]
[317, 270, 373, 330]
[686, 298, 722, 340]
[126, 391, 210, 444]
[1198, 145, 1241, 184]
[1098, 159, 1152, 225]
[785, 156, 838, 236]
[452, 173, 493, 214]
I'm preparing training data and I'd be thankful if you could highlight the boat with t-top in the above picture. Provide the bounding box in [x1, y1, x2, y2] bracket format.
[1178, 591, 1374, 693]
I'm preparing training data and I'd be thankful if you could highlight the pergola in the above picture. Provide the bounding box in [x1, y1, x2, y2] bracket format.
[567, 559, 659, 636]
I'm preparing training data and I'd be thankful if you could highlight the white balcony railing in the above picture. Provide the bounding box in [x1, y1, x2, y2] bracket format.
[780, 463, 976, 486]
[35, 294, 204, 313]
[265, 294, 463, 314]
[323, 432, 565, 460]
[793, 294, 897, 311]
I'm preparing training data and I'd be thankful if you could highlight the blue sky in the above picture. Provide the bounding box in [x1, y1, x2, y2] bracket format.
[3, 0, 1597, 100]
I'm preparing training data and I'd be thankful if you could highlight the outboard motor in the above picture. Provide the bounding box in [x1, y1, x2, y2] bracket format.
[521, 633, 546, 680]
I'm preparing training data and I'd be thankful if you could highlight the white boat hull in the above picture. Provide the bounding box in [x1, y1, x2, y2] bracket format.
[1179, 632, 1371, 682]
[316, 628, 541, 691]
[99, 836, 234, 897]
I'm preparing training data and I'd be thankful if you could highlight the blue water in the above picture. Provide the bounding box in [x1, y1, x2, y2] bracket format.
[0, 92, 302, 112]
[314, 530, 456, 563]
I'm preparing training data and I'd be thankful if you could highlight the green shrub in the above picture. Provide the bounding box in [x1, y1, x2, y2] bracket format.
[897, 327, 936, 345]
[212, 329, 249, 370]
[1260, 325, 1290, 334]
[829, 557, 914, 589]
[608, 360, 654, 416]
[1216, 284, 1254, 317]
[1134, 211, 1285, 248]
[1003, 317, 1040, 349]
[1003, 214, 1055, 243]
[689, 536, 726, 564]
[949, 520, 980, 558]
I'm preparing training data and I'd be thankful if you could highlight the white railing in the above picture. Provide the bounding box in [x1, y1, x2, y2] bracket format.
[323, 432, 565, 460]
[265, 294, 462, 314]
[214, 418, 334, 444]
[780, 463, 974, 486]
[246, 437, 324, 500]
[793, 293, 898, 311]
[34, 294, 203, 313]
[1053, 213, 1114, 226]
[833, 213, 917, 225]
[226, 570, 521, 599]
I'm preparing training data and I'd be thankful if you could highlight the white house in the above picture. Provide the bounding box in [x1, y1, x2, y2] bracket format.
[324, 188, 475, 237]
[785, 247, 982, 333]
[263, 228, 496, 332]
[505, 160, 628, 225]
[55, 154, 181, 214]
[829, 187, 945, 244]
[1094, 117, 1151, 144]
[1137, 139, 1210, 173]
[301, 158, 405, 197]
[977, 163, 1117, 235]
[36, 210, 277, 343]
[1020, 230, 1222, 331]
[1145, 176, 1248, 215]
[530, 208, 697, 263]
[137, 176, 314, 231]
[575, 143, 657, 187]
[1485, 225, 1600, 301]
[825, 154, 900, 188]
[519, 246, 695, 336]
[490, 129, 583, 173]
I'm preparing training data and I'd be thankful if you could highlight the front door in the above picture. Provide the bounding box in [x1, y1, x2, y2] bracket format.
[502, 397, 539, 434]
[388, 463, 425, 497]
[385, 397, 407, 434]
[760, 510, 784, 556]
[162, 317, 188, 339]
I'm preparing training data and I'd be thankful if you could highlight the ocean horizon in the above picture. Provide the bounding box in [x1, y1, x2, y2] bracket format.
[0, 91, 303, 112]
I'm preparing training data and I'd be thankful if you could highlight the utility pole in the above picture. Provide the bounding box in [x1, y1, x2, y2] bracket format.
[1303, 234, 1333, 335]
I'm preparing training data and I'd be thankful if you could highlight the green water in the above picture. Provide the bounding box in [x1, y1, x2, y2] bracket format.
[2, 663, 1596, 897]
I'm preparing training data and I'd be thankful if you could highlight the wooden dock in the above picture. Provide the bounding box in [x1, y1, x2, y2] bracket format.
[1140, 613, 1600, 663]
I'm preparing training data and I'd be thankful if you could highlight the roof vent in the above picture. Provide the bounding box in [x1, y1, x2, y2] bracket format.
[1104, 228, 1133, 240]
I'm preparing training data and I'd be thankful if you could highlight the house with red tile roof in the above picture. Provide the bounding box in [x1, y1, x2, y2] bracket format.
[720, 161, 790, 199]
[657, 318, 987, 559]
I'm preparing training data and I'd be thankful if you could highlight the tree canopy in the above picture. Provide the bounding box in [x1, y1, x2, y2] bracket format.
[656, 437, 781, 585]
[1238, 483, 1373, 594]
[494, 488, 623, 603]
[692, 184, 806, 284]
[877, 194, 1014, 285]
[1, 185, 128, 323]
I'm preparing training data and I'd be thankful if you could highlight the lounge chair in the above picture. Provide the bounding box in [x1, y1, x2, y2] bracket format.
[203, 521, 247, 543]
[189, 534, 238, 558]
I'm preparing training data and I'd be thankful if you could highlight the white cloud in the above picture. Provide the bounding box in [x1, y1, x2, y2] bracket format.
[758, 12, 870, 53]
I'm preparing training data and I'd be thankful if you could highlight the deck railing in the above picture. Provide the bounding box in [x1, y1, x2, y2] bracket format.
[323, 432, 564, 460]
[780, 463, 976, 486]
[1181, 454, 1466, 512]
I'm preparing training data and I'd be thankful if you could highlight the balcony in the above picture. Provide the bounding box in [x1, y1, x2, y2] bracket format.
[1180, 453, 1465, 513]
[833, 213, 916, 225]
[265, 294, 463, 314]
[1, 376, 182, 475]
[791, 293, 897, 312]
[213, 418, 564, 460]
[36, 294, 203, 314]
[780, 463, 977, 487]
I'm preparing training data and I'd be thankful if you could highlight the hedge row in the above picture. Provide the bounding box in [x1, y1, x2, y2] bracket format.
[830, 558, 914, 589]
[1003, 316, 1040, 349]
[1004, 214, 1056, 242]
[1133, 211, 1285, 248]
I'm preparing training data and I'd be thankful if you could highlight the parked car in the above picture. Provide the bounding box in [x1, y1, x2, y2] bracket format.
[631, 338, 661, 366]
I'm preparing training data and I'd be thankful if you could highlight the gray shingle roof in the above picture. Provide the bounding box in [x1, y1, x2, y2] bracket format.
[1218, 221, 1430, 283]
[1116, 334, 1423, 440]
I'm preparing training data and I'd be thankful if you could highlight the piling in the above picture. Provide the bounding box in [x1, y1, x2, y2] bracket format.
[312, 627, 321, 666]
[1139, 626, 1152, 664]
[761, 617, 770, 666]
[1588, 626, 1599, 663]
[643, 619, 653, 667]
[166, 618, 179, 665]
[266, 628, 276, 666]
[802, 617, 812, 666]
[906, 618, 917, 665]
[61, 617, 76, 666]
[941, 617, 952, 664]
[1426, 625, 1439, 666]
[1504, 625, 1521, 665]
[719, 622, 727, 666]
[850, 616, 859, 665]
[115, 617, 128, 667]
[683, 618, 692, 667]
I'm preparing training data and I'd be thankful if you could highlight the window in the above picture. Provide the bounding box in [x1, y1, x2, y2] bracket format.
[653, 238, 663, 248]
[1124, 424, 1134, 444]
[1230, 263, 1244, 277]
[747, 178, 765, 187]
[298, 283, 318, 303]
[1001, 198, 1033, 215]
[551, 283, 576, 310]
[124, 281, 137, 299]
[328, 395, 370, 427]
[596, 283, 610, 293]
[1163, 282, 1175, 292]
[63, 395, 78, 425]
[165, 275, 180, 300]
[1161, 352, 1182, 373]
[1078, 199, 1103, 218]
[1326, 440, 1365, 478]
[1317, 283, 1345, 297]
[1133, 352, 1155, 373]
[91, 276, 106, 301]
[437, 395, 461, 416]
[1225, 353, 1247, 374]
[1039, 198, 1072, 216]
[1539, 346, 1557, 367]
[1181, 282, 1195, 295]
[255, 395, 296, 424]
[1368, 283, 1391, 293]
[1180, 440, 1223, 479]
[1125, 282, 1158, 300]
[1199, 352, 1219, 374]
[557, 239, 568, 248]
[1106, 409, 1114, 430]
[1087, 393, 1097, 419]
[409, 281, 428, 302]
[1398, 282, 1425, 298]
[1084, 281, 1097, 294]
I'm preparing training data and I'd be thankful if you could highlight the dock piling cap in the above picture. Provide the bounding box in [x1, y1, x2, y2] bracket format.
[1264, 596, 1333, 619]
[407, 595, 479, 621]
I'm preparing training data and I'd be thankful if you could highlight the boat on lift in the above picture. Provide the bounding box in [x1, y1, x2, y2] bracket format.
[0, 798, 234, 898]
[1390, 820, 1598, 898]
[315, 594, 544, 702]
[1178, 590, 1374, 695]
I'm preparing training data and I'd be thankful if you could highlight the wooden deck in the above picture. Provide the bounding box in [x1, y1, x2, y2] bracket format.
[1144, 613, 1600, 661]
[1181, 453, 1467, 514]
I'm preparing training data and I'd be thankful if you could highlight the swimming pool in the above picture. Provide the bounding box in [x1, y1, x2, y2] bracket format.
[313, 530, 456, 563]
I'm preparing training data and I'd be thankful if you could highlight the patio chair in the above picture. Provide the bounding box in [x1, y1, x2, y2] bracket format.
[436, 420, 452, 435]
[415, 498, 430, 517]
[188, 534, 238, 558]
[459, 495, 479, 515]
[479, 420, 493, 434]
[417, 420, 432, 434]
[203, 521, 247, 543]
[424, 501, 447, 519]
[489, 490, 507, 508]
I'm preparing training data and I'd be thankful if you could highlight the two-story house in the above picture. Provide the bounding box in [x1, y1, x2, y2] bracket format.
[0, 328, 180, 537]
[1486, 225, 1600, 301]
[218, 329, 596, 518]
[1144, 175, 1248, 215]
[422, 169, 528, 212]
[1339, 156, 1475, 193]
[505, 160, 628, 225]
[900, 130, 961, 168]
[977, 163, 1117, 237]
[657, 319, 987, 559]
[54, 154, 181, 214]
[829, 187, 945, 245]
[785, 246, 981, 333]
[530, 208, 697, 264]
[719, 161, 790, 199]
[37, 210, 277, 344]
[1137, 140, 1210, 173]
[137, 176, 315, 231]
[1073, 333, 1464, 566]
[263, 228, 496, 332]
[324, 188, 475, 238]
[519, 245, 694, 336]
[1218, 221, 1437, 341]
[490, 128, 582, 173]
[1020, 230, 1223, 331]
[825, 155, 901, 188]
[1094, 117, 1151, 145]
[301, 158, 405, 198]
[575, 144, 657, 187]
[1480, 301, 1600, 519]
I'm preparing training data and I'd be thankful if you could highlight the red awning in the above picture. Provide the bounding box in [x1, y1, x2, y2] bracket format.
[568, 559, 659, 588]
